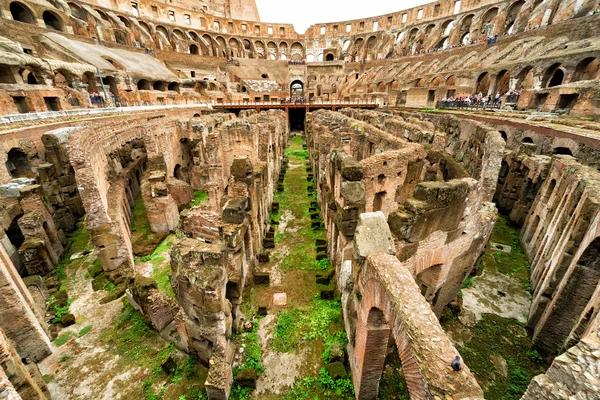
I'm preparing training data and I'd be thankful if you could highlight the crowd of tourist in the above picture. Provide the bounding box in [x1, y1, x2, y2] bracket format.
[439, 88, 523, 108]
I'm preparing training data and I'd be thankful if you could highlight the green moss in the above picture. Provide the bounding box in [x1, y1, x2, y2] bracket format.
[78, 325, 93, 337]
[131, 194, 153, 238]
[54, 332, 74, 347]
[190, 190, 208, 207]
[453, 314, 549, 400]
[490, 215, 531, 287]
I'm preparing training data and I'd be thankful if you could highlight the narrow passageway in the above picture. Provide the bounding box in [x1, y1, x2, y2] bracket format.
[442, 215, 551, 399]
[231, 133, 354, 400]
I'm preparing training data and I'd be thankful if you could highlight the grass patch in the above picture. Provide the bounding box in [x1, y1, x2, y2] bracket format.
[490, 215, 531, 288]
[54, 332, 74, 346]
[283, 368, 354, 400]
[131, 194, 152, 237]
[273, 299, 347, 360]
[190, 190, 208, 207]
[454, 314, 549, 400]
[233, 317, 265, 374]
[78, 325, 93, 337]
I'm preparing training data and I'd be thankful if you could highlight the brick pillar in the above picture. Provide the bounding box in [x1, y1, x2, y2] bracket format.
[352, 308, 390, 400]
[0, 246, 52, 363]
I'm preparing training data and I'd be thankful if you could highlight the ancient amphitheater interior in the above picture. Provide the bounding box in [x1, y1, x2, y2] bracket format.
[1, 0, 600, 399]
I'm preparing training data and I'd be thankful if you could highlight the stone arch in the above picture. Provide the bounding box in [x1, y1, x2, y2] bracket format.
[138, 21, 152, 36]
[480, 7, 500, 37]
[441, 19, 455, 36]
[505, 0, 525, 34]
[137, 79, 150, 90]
[173, 29, 185, 40]
[68, 2, 86, 21]
[153, 81, 166, 91]
[168, 82, 179, 92]
[10, 2, 36, 24]
[290, 42, 303, 60]
[118, 15, 131, 28]
[430, 76, 441, 87]
[215, 36, 228, 57]
[475, 72, 491, 94]
[5, 148, 31, 178]
[189, 44, 199, 55]
[494, 69, 511, 94]
[446, 75, 456, 87]
[82, 71, 97, 92]
[552, 147, 573, 156]
[572, 57, 599, 82]
[229, 38, 241, 58]
[94, 9, 111, 23]
[188, 31, 199, 41]
[516, 66, 535, 89]
[156, 25, 169, 38]
[325, 53, 334, 61]
[543, 63, 565, 87]
[203, 34, 216, 56]
[20, 68, 39, 85]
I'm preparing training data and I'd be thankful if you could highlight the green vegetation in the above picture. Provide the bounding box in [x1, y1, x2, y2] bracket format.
[101, 301, 205, 400]
[59, 353, 71, 363]
[453, 314, 549, 400]
[378, 351, 410, 399]
[54, 332, 74, 346]
[283, 368, 354, 400]
[78, 325, 93, 337]
[131, 194, 152, 237]
[462, 276, 474, 289]
[489, 215, 531, 288]
[190, 190, 208, 207]
[139, 235, 176, 298]
[233, 318, 265, 374]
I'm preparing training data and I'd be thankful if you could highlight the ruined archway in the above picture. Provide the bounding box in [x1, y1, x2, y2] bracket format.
[572, 58, 599, 82]
[5, 148, 31, 178]
[494, 70, 511, 94]
[290, 80, 303, 97]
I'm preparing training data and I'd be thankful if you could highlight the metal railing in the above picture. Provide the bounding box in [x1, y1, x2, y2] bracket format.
[436, 100, 502, 110]
[215, 99, 379, 107]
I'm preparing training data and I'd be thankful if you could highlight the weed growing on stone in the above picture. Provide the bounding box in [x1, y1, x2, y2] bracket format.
[54, 332, 74, 346]
[190, 190, 208, 207]
[78, 325, 92, 337]
[490, 215, 531, 287]
[283, 367, 354, 399]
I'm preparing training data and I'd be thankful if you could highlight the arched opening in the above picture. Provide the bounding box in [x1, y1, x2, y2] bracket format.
[373, 191, 386, 212]
[153, 81, 166, 91]
[572, 58, 599, 82]
[517, 66, 535, 90]
[354, 307, 390, 398]
[189, 44, 199, 55]
[446, 75, 456, 87]
[497, 130, 507, 142]
[68, 2, 87, 21]
[118, 16, 131, 28]
[290, 80, 303, 97]
[494, 70, 511, 94]
[173, 29, 184, 40]
[522, 137, 534, 143]
[21, 69, 38, 85]
[543, 64, 564, 88]
[137, 79, 150, 90]
[43, 10, 64, 31]
[475, 72, 491, 94]
[6, 213, 25, 273]
[325, 53, 334, 61]
[10, 2, 36, 24]
[548, 69, 564, 87]
[553, 147, 573, 156]
[168, 82, 180, 92]
[82, 71, 97, 93]
[6, 148, 31, 178]
[102, 75, 118, 95]
[0, 65, 17, 84]
[174, 164, 184, 180]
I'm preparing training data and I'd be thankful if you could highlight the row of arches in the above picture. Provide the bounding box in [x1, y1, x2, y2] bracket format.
[319, 0, 596, 62]
[10, 2, 65, 31]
